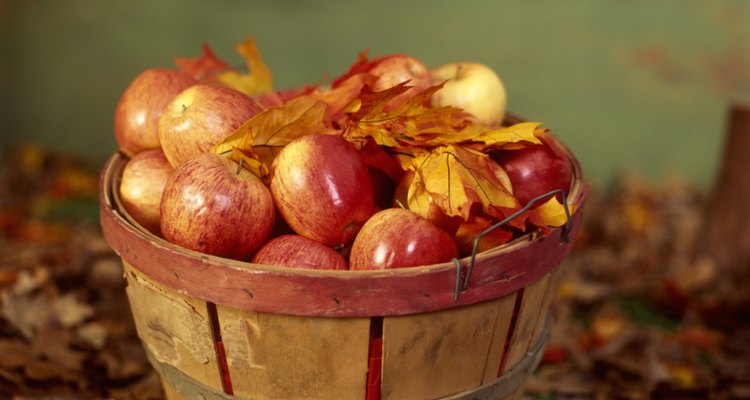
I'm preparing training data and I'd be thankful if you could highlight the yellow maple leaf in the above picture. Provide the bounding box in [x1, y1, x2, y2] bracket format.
[209, 36, 273, 96]
[212, 95, 338, 181]
[535, 195, 576, 227]
[406, 145, 517, 221]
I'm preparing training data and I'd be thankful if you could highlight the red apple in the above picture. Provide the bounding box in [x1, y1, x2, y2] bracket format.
[119, 149, 173, 235]
[252, 234, 347, 270]
[160, 152, 275, 260]
[158, 83, 264, 167]
[430, 62, 507, 126]
[114, 68, 197, 157]
[349, 208, 458, 270]
[491, 140, 573, 207]
[270, 134, 375, 247]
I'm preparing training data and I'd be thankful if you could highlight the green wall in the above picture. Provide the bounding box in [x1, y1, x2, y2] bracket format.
[2, 0, 749, 187]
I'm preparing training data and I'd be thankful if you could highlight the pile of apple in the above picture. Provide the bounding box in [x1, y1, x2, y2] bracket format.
[115, 38, 574, 271]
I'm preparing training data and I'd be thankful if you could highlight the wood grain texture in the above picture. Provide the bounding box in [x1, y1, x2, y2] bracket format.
[501, 272, 554, 374]
[481, 293, 519, 384]
[123, 262, 223, 393]
[217, 305, 370, 400]
[380, 298, 508, 399]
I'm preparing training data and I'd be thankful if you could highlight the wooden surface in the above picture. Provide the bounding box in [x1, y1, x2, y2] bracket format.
[216, 306, 370, 399]
[123, 262, 224, 394]
[380, 295, 518, 399]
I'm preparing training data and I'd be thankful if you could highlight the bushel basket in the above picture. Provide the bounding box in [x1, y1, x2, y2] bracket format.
[99, 130, 586, 400]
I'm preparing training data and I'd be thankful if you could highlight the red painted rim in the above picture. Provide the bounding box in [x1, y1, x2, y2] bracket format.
[99, 135, 586, 317]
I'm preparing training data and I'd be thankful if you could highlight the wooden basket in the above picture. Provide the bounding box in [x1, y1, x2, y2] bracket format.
[99, 135, 586, 400]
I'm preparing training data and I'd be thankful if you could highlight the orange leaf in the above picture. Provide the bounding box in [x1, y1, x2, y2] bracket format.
[406, 145, 517, 221]
[455, 213, 515, 256]
[174, 43, 230, 80]
[209, 36, 273, 96]
[535, 196, 576, 227]
[212, 95, 339, 181]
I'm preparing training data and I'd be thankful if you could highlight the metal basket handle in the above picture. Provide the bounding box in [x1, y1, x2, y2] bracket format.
[453, 189, 572, 301]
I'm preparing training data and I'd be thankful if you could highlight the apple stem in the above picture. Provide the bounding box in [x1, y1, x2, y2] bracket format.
[236, 158, 245, 175]
[395, 199, 406, 209]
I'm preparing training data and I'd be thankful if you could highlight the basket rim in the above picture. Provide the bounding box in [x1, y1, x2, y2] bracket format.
[99, 130, 587, 317]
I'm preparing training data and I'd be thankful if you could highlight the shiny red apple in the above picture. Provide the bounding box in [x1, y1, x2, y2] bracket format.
[158, 83, 264, 167]
[252, 234, 347, 270]
[491, 140, 573, 207]
[160, 152, 275, 260]
[349, 208, 458, 270]
[119, 149, 173, 235]
[114, 68, 197, 157]
[270, 134, 375, 247]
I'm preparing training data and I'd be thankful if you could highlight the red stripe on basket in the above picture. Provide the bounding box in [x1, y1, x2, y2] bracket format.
[207, 302, 234, 394]
[497, 288, 525, 376]
[366, 316, 384, 400]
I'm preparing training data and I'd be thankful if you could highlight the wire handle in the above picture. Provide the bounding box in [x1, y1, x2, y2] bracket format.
[453, 189, 572, 301]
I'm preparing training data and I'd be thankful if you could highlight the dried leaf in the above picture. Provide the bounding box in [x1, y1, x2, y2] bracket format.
[536, 195, 577, 227]
[212, 95, 338, 180]
[454, 213, 515, 256]
[210, 36, 273, 96]
[406, 145, 517, 221]
[174, 43, 230, 80]
[53, 292, 96, 328]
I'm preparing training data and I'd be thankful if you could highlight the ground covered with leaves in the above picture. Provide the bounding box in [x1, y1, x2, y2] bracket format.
[0, 145, 748, 399]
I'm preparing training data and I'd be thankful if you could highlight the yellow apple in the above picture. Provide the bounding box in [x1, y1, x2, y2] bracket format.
[430, 62, 507, 126]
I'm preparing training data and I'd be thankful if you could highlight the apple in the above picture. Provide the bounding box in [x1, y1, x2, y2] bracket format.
[158, 83, 264, 167]
[160, 152, 275, 260]
[491, 140, 573, 207]
[119, 149, 173, 235]
[430, 62, 507, 126]
[349, 208, 458, 270]
[270, 134, 375, 247]
[252, 234, 347, 270]
[114, 68, 197, 157]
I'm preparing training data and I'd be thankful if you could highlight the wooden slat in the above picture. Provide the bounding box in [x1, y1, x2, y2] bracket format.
[123, 262, 223, 393]
[501, 272, 554, 374]
[481, 292, 519, 383]
[380, 298, 507, 399]
[217, 305, 370, 400]
[527, 266, 564, 352]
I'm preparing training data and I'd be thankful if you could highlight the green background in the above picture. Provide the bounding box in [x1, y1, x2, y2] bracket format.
[2, 0, 749, 188]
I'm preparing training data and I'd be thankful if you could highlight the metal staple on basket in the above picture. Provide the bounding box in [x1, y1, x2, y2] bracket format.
[453, 189, 572, 301]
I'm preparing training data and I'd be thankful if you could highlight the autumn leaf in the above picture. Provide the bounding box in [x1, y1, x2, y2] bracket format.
[312, 72, 376, 125]
[208, 36, 273, 96]
[420, 121, 544, 150]
[455, 213, 515, 256]
[212, 95, 339, 180]
[173, 43, 230, 80]
[330, 50, 374, 89]
[344, 82, 469, 149]
[535, 195, 576, 227]
[406, 145, 517, 221]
